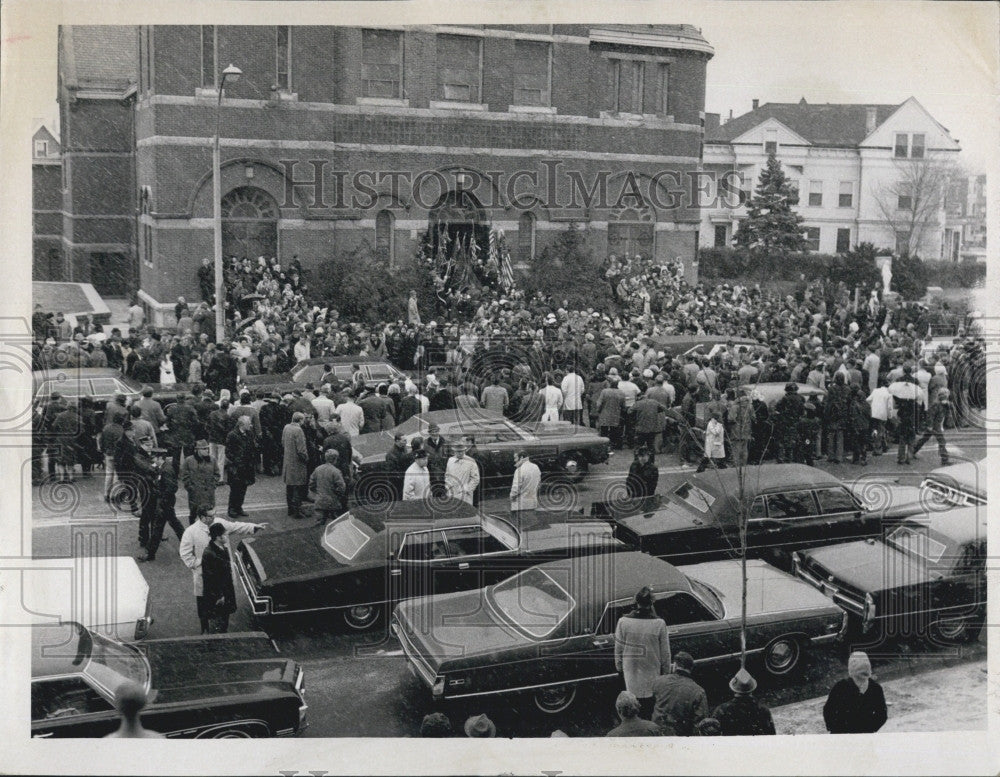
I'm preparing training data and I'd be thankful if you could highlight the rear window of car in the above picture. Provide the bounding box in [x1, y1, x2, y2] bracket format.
[815, 487, 858, 514]
[90, 378, 121, 395]
[294, 365, 325, 384]
[765, 490, 818, 519]
[43, 380, 86, 397]
[366, 364, 396, 380]
[490, 568, 575, 639]
[887, 525, 947, 564]
[322, 514, 373, 561]
[673, 481, 716, 513]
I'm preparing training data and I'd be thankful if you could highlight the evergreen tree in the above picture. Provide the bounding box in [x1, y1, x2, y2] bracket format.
[733, 154, 808, 256]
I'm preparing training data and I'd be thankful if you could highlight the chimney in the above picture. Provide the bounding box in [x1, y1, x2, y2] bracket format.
[752, 98, 759, 110]
[728, 109, 733, 123]
[704, 112, 721, 135]
[865, 106, 878, 134]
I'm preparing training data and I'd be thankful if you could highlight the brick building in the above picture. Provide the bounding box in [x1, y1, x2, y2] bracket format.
[58, 25, 713, 323]
[57, 26, 138, 296]
[32, 123, 62, 280]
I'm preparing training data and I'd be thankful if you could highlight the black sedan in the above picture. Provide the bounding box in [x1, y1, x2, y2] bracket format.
[234, 498, 624, 631]
[793, 506, 987, 645]
[244, 355, 406, 394]
[31, 622, 307, 738]
[392, 551, 846, 714]
[351, 409, 610, 501]
[594, 464, 923, 568]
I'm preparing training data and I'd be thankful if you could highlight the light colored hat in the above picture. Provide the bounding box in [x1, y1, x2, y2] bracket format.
[729, 668, 757, 695]
[464, 714, 496, 738]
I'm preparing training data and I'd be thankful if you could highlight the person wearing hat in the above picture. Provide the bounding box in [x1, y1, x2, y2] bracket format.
[200, 522, 237, 633]
[911, 387, 952, 465]
[822, 651, 887, 734]
[651, 651, 709, 736]
[606, 691, 662, 737]
[464, 713, 496, 738]
[712, 668, 775, 735]
[402, 449, 432, 502]
[180, 439, 219, 524]
[385, 433, 415, 501]
[103, 681, 164, 739]
[137, 445, 184, 563]
[424, 423, 448, 496]
[445, 437, 480, 505]
[420, 712, 452, 738]
[615, 586, 671, 721]
[131, 434, 162, 549]
[626, 446, 658, 499]
[773, 382, 805, 464]
[282, 412, 310, 518]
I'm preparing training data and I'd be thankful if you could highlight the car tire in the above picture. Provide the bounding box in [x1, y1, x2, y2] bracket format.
[209, 728, 256, 738]
[762, 636, 802, 676]
[533, 683, 577, 715]
[929, 612, 984, 644]
[343, 604, 383, 631]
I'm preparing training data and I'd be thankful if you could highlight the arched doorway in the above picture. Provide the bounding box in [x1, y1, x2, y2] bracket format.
[428, 190, 490, 290]
[221, 186, 279, 261]
[608, 200, 655, 261]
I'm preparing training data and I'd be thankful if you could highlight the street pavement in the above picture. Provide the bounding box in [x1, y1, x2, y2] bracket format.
[31, 427, 987, 737]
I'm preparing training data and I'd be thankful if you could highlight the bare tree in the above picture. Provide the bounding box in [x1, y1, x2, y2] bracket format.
[871, 158, 958, 257]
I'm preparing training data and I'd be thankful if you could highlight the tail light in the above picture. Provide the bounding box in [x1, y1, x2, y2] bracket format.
[863, 593, 875, 625]
[432, 676, 446, 698]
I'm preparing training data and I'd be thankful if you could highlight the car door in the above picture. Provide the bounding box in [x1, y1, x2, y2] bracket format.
[31, 677, 119, 738]
[653, 591, 736, 662]
[814, 486, 868, 544]
[389, 529, 450, 603]
[435, 525, 512, 593]
[750, 490, 823, 555]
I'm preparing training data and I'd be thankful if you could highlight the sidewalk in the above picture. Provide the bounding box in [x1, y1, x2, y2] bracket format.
[771, 661, 987, 734]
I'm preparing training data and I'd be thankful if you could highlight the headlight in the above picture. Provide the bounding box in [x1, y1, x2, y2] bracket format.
[792, 552, 802, 574]
[134, 617, 151, 641]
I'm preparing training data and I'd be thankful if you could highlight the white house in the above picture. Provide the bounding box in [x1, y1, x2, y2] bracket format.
[701, 97, 961, 259]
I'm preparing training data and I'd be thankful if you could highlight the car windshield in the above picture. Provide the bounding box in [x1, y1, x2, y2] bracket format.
[322, 513, 374, 561]
[489, 568, 575, 639]
[393, 416, 428, 437]
[481, 514, 519, 550]
[887, 525, 948, 565]
[83, 630, 149, 693]
[689, 578, 725, 619]
[672, 480, 717, 513]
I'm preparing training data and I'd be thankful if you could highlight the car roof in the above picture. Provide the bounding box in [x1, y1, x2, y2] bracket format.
[31, 622, 92, 678]
[696, 464, 843, 498]
[33, 367, 126, 379]
[902, 505, 986, 545]
[297, 356, 391, 367]
[531, 551, 692, 601]
[415, 409, 508, 428]
[349, 498, 482, 535]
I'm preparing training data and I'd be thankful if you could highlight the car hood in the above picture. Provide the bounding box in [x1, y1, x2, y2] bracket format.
[518, 518, 621, 554]
[352, 432, 395, 464]
[614, 499, 713, 537]
[682, 559, 839, 617]
[519, 421, 602, 439]
[241, 527, 346, 586]
[847, 481, 925, 519]
[798, 540, 942, 592]
[395, 589, 527, 670]
[139, 633, 296, 705]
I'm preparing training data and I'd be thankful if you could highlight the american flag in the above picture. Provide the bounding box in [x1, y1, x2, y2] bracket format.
[494, 228, 516, 292]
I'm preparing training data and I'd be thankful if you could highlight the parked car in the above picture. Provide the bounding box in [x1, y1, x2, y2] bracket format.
[793, 506, 986, 644]
[33, 367, 190, 425]
[649, 335, 759, 360]
[234, 497, 624, 631]
[31, 622, 307, 738]
[392, 550, 846, 714]
[593, 464, 922, 568]
[920, 461, 985, 508]
[243, 356, 406, 395]
[25, 556, 152, 643]
[351, 409, 610, 501]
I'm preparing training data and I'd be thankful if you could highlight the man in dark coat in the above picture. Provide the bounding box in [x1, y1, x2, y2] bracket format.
[258, 395, 287, 476]
[384, 433, 414, 501]
[321, 417, 354, 486]
[359, 384, 395, 433]
[626, 447, 659, 498]
[224, 416, 258, 518]
[137, 448, 185, 562]
[424, 422, 448, 496]
[651, 651, 709, 736]
[132, 436, 161, 551]
[201, 523, 237, 634]
[631, 391, 665, 453]
[206, 398, 232, 485]
[773, 383, 805, 463]
[282, 412, 309, 518]
[823, 651, 887, 734]
[166, 394, 200, 475]
[180, 439, 218, 524]
[398, 385, 423, 424]
[712, 669, 775, 736]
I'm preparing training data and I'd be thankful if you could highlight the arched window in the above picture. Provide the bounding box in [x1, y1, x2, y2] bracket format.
[376, 210, 395, 266]
[518, 211, 536, 261]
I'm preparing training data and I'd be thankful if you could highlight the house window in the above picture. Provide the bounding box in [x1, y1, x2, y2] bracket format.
[897, 193, 913, 211]
[362, 29, 403, 99]
[34, 140, 48, 157]
[836, 228, 851, 253]
[741, 172, 754, 206]
[275, 26, 291, 91]
[607, 59, 644, 114]
[808, 180, 823, 207]
[838, 181, 854, 208]
[518, 211, 536, 261]
[656, 63, 670, 116]
[804, 226, 821, 252]
[438, 35, 482, 102]
[764, 129, 777, 155]
[894, 133, 908, 158]
[896, 230, 911, 255]
[713, 224, 728, 248]
[512, 40, 550, 106]
[201, 26, 216, 88]
[911, 133, 925, 159]
[141, 192, 153, 268]
[375, 210, 395, 266]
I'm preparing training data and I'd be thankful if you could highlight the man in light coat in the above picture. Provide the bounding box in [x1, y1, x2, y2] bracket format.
[539, 376, 563, 423]
[445, 438, 480, 505]
[560, 369, 585, 426]
[402, 450, 432, 501]
[509, 450, 541, 528]
[615, 586, 671, 720]
[335, 389, 365, 438]
[282, 412, 309, 518]
[179, 507, 265, 634]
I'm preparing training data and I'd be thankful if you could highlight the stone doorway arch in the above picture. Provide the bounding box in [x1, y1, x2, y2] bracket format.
[221, 186, 279, 261]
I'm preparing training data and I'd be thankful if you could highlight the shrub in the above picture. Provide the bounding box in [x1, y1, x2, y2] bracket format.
[921, 260, 986, 289]
[525, 224, 615, 309]
[891, 254, 929, 300]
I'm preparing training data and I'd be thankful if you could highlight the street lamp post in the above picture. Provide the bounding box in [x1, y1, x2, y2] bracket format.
[213, 64, 242, 343]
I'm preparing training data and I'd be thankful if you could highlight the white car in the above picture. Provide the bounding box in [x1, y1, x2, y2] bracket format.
[20, 556, 152, 642]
